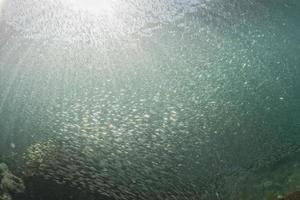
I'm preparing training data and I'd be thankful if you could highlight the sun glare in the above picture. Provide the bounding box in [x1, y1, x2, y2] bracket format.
[67, 0, 114, 15]
[0, 0, 6, 15]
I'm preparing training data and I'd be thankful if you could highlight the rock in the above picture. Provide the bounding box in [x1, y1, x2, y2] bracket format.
[0, 193, 12, 200]
[1, 173, 25, 193]
[0, 163, 9, 174]
[0, 163, 25, 200]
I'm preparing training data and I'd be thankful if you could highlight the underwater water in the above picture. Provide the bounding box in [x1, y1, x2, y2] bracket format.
[0, 0, 300, 199]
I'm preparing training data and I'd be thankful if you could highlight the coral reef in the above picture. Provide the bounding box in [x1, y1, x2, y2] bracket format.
[0, 163, 25, 200]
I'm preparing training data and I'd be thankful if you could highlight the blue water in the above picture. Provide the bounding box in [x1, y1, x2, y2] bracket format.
[0, 0, 300, 199]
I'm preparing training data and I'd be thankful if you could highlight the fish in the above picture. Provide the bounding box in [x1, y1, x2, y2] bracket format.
[10, 143, 16, 149]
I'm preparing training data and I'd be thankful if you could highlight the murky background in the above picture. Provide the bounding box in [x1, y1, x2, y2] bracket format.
[0, 0, 300, 199]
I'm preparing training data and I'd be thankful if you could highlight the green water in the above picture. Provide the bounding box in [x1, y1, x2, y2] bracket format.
[0, 0, 300, 199]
